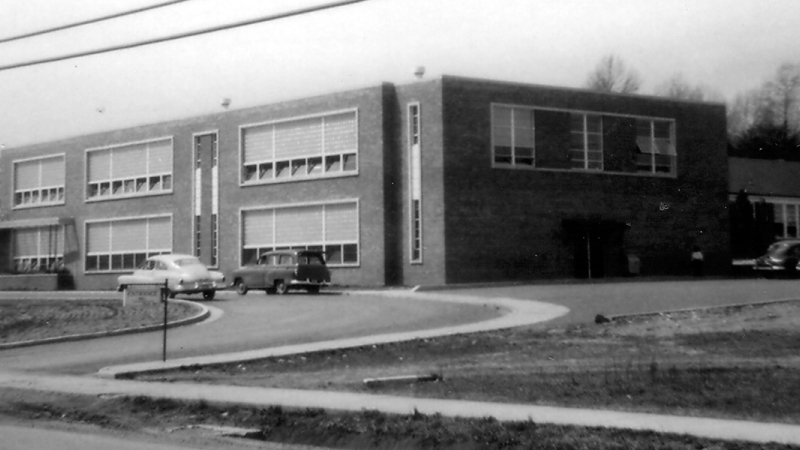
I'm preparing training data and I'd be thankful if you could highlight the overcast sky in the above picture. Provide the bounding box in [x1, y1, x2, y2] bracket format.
[0, 0, 798, 149]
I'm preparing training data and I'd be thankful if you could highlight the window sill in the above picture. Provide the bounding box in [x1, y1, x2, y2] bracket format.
[12, 201, 66, 210]
[491, 165, 677, 179]
[85, 190, 173, 203]
[240, 171, 358, 187]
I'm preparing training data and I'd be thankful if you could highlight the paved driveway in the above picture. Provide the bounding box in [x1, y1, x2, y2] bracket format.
[448, 278, 800, 328]
[0, 290, 498, 374]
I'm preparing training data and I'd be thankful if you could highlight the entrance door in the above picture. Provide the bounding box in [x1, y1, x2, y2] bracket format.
[193, 133, 219, 267]
[566, 220, 625, 279]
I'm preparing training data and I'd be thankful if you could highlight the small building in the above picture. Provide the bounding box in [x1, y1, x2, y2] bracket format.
[729, 157, 800, 240]
[0, 76, 730, 289]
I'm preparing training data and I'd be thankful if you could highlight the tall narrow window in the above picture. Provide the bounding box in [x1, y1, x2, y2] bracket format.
[408, 103, 423, 263]
[570, 113, 603, 170]
[636, 119, 676, 175]
[492, 105, 534, 167]
[194, 133, 219, 267]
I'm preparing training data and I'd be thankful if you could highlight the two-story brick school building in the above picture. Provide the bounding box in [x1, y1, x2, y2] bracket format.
[0, 76, 730, 290]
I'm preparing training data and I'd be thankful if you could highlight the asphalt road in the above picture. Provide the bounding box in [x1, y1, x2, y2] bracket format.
[454, 277, 800, 328]
[0, 290, 498, 374]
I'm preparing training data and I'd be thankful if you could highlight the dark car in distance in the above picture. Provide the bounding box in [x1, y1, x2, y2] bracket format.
[754, 239, 800, 277]
[232, 250, 331, 295]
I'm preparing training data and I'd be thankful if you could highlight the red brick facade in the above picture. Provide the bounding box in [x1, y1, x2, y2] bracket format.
[0, 76, 729, 289]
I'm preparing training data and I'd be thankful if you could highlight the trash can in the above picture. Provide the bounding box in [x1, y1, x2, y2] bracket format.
[627, 254, 640, 276]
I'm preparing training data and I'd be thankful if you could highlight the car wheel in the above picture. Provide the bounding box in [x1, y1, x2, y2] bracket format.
[265, 288, 276, 295]
[274, 280, 288, 295]
[235, 279, 248, 296]
[203, 290, 216, 301]
[306, 286, 320, 294]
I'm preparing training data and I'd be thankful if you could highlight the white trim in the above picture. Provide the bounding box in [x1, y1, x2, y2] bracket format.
[84, 136, 174, 202]
[238, 107, 359, 130]
[491, 102, 678, 122]
[83, 213, 174, 274]
[238, 108, 359, 186]
[191, 130, 221, 269]
[407, 102, 423, 265]
[489, 103, 678, 178]
[84, 135, 174, 153]
[238, 198, 360, 268]
[11, 153, 67, 210]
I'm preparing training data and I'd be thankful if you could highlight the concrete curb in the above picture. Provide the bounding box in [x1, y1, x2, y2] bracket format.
[0, 299, 210, 351]
[96, 290, 570, 378]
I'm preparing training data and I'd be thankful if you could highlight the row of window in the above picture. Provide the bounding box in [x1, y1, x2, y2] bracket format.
[10, 200, 362, 273]
[492, 105, 677, 176]
[11, 110, 362, 209]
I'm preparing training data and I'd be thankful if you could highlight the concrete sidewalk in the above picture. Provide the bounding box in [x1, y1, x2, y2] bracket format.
[1, 370, 798, 445]
[3, 289, 800, 445]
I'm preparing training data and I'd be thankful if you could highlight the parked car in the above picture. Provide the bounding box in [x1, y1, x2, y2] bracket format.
[753, 240, 800, 277]
[232, 250, 331, 295]
[117, 254, 226, 300]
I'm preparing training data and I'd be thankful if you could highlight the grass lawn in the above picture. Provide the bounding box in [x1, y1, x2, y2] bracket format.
[134, 300, 800, 425]
[0, 299, 200, 344]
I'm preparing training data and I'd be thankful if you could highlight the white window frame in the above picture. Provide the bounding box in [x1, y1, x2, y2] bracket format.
[408, 102, 423, 264]
[490, 103, 678, 178]
[12, 226, 66, 273]
[570, 113, 604, 171]
[491, 104, 535, 168]
[636, 118, 677, 176]
[239, 199, 360, 268]
[12, 154, 66, 209]
[192, 130, 220, 268]
[239, 108, 359, 186]
[84, 214, 173, 273]
[85, 136, 174, 202]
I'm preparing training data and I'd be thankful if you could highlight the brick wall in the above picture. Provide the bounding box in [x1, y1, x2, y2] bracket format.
[439, 76, 730, 282]
[1, 85, 392, 290]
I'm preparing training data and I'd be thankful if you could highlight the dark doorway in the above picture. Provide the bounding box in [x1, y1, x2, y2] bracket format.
[563, 219, 626, 279]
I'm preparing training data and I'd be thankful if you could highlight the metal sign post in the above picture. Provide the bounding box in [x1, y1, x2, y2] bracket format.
[162, 281, 168, 362]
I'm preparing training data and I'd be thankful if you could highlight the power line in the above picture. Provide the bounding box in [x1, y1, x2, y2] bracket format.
[0, 0, 370, 72]
[0, 0, 191, 44]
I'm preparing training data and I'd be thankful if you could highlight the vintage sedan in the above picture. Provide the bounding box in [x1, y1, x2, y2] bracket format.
[117, 254, 226, 300]
[232, 250, 331, 295]
[754, 239, 800, 277]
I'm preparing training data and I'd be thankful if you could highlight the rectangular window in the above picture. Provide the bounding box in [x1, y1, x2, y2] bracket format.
[13, 155, 66, 208]
[773, 202, 800, 238]
[492, 105, 534, 167]
[570, 113, 603, 170]
[241, 110, 358, 185]
[85, 215, 172, 272]
[241, 201, 359, 267]
[408, 103, 423, 263]
[13, 226, 65, 273]
[636, 119, 676, 175]
[86, 138, 173, 201]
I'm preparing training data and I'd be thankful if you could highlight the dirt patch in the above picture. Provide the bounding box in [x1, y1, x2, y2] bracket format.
[134, 300, 800, 424]
[0, 299, 200, 344]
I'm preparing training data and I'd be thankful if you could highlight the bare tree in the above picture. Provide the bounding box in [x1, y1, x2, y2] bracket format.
[729, 63, 800, 140]
[727, 88, 766, 138]
[585, 55, 641, 94]
[654, 74, 723, 102]
[762, 63, 800, 133]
